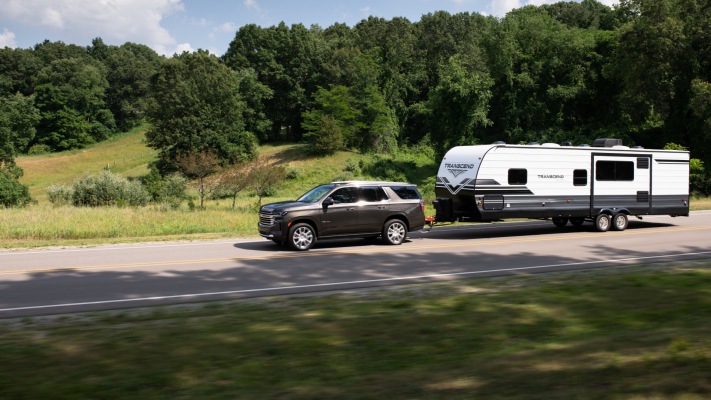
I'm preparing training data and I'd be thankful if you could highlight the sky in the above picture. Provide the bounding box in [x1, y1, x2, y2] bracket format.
[0, 0, 620, 56]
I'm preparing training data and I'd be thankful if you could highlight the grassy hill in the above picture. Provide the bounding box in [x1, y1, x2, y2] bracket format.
[16, 126, 439, 204]
[16, 124, 157, 200]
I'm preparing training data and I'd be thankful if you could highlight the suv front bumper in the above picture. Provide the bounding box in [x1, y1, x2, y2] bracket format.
[258, 222, 285, 242]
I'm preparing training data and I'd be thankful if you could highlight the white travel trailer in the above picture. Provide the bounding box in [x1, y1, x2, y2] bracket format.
[433, 139, 690, 231]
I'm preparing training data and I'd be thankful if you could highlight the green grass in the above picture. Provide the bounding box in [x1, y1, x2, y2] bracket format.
[16, 124, 157, 200]
[1, 263, 710, 399]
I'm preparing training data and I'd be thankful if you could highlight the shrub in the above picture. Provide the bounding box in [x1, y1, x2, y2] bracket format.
[47, 185, 73, 205]
[27, 144, 51, 155]
[141, 166, 188, 207]
[0, 165, 31, 207]
[72, 170, 150, 207]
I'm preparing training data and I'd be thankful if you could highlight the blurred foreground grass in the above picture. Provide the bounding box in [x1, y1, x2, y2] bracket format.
[1, 263, 710, 399]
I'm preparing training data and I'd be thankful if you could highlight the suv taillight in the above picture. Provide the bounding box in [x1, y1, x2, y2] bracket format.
[419, 199, 424, 212]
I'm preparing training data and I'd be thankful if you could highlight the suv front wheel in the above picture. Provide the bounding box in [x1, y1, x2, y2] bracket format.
[288, 223, 316, 251]
[383, 219, 407, 245]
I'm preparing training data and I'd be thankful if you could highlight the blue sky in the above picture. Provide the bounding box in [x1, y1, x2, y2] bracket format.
[0, 0, 618, 56]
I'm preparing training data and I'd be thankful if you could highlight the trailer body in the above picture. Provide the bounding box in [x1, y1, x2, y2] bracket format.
[433, 140, 689, 231]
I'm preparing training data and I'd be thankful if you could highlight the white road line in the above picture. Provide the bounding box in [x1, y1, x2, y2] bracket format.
[2, 250, 710, 314]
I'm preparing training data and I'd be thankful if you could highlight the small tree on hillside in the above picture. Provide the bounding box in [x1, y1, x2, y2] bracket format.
[175, 150, 221, 208]
[218, 162, 250, 209]
[247, 155, 286, 207]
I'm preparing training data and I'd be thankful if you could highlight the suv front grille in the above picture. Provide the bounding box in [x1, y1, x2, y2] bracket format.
[259, 212, 277, 226]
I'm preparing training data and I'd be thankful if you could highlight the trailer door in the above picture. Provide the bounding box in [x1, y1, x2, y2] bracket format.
[591, 154, 651, 214]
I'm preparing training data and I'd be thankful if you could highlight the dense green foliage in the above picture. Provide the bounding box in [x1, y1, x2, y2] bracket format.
[1, 0, 711, 195]
[0, 165, 31, 207]
[145, 51, 258, 173]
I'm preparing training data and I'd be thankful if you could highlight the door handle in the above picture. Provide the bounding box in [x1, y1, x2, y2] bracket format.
[347, 207, 356, 211]
[378, 206, 386, 209]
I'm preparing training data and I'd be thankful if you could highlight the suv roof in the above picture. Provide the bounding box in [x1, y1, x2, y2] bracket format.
[330, 180, 416, 186]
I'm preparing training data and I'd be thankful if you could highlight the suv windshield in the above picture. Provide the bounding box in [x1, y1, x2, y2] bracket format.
[297, 184, 334, 203]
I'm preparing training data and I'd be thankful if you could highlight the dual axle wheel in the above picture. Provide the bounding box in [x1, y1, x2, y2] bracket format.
[552, 213, 629, 232]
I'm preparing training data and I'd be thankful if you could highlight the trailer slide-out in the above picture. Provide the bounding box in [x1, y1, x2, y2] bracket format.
[433, 138, 690, 232]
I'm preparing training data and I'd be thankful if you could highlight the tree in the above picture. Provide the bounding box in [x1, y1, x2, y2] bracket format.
[247, 156, 286, 207]
[146, 50, 257, 173]
[33, 57, 115, 150]
[218, 162, 251, 209]
[610, 0, 687, 145]
[0, 93, 40, 162]
[0, 165, 31, 207]
[427, 55, 493, 155]
[223, 23, 327, 141]
[175, 150, 221, 209]
[104, 43, 163, 131]
[302, 85, 361, 154]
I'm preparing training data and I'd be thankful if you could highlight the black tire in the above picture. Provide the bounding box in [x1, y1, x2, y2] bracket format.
[383, 219, 407, 245]
[552, 217, 568, 228]
[594, 214, 611, 232]
[611, 213, 628, 231]
[288, 223, 316, 251]
[569, 217, 585, 227]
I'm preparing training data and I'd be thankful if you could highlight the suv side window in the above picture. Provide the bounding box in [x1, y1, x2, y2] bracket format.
[359, 186, 387, 202]
[389, 186, 421, 200]
[330, 187, 358, 204]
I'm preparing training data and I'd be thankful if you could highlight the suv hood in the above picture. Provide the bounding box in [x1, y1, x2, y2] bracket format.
[260, 201, 317, 213]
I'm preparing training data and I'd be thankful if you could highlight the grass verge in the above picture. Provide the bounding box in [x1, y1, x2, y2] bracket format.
[1, 262, 710, 399]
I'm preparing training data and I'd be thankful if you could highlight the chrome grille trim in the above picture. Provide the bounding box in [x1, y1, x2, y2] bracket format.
[259, 212, 276, 226]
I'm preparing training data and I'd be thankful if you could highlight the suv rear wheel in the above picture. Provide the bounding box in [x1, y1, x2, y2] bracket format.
[288, 223, 316, 251]
[383, 219, 407, 245]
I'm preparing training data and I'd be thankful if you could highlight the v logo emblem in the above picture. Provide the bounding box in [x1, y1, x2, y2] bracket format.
[441, 177, 472, 195]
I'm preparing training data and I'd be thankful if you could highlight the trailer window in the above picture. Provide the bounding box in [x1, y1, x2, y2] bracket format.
[508, 169, 527, 185]
[573, 169, 587, 186]
[596, 161, 634, 181]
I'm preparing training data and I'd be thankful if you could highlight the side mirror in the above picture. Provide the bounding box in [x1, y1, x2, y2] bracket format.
[322, 197, 334, 207]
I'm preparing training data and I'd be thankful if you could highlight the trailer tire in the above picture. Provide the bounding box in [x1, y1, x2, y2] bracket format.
[552, 217, 568, 228]
[595, 214, 611, 232]
[612, 213, 628, 231]
[570, 217, 585, 227]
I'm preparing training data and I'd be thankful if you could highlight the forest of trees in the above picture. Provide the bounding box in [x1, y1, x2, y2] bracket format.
[1, 0, 711, 206]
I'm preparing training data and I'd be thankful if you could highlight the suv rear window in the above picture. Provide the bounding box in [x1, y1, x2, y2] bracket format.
[389, 186, 421, 200]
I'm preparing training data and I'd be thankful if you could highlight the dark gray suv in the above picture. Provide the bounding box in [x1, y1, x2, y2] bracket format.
[258, 181, 426, 250]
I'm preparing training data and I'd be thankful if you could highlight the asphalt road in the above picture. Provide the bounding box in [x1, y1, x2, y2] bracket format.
[2, 211, 711, 318]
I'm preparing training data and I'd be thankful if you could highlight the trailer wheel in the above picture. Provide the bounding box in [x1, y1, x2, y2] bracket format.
[570, 217, 585, 227]
[594, 214, 611, 232]
[612, 213, 628, 231]
[552, 217, 568, 228]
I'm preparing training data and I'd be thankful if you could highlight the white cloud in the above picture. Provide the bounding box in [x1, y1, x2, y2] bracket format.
[174, 42, 193, 54]
[1, 0, 184, 55]
[0, 29, 17, 48]
[244, 0, 260, 11]
[489, 0, 521, 17]
[216, 22, 238, 33]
